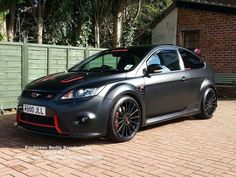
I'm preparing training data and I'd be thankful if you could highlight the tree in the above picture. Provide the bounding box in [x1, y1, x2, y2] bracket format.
[71, 0, 93, 46]
[123, 0, 142, 46]
[7, 1, 17, 42]
[0, 0, 23, 42]
[0, 0, 173, 46]
[43, 0, 73, 44]
[93, 0, 109, 48]
[111, 0, 142, 48]
[39, 0, 93, 46]
[111, 0, 124, 47]
[0, 11, 7, 41]
[132, 0, 172, 45]
[30, 0, 46, 44]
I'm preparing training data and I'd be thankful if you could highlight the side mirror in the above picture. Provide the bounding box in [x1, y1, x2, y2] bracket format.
[143, 68, 149, 77]
[147, 64, 163, 74]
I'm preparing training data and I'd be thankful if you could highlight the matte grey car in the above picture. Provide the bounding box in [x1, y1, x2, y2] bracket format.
[16, 45, 217, 142]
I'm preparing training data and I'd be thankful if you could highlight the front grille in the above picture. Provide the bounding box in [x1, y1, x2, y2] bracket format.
[22, 90, 58, 99]
[21, 113, 54, 126]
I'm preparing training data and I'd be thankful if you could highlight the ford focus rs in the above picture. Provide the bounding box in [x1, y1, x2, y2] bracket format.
[16, 45, 217, 142]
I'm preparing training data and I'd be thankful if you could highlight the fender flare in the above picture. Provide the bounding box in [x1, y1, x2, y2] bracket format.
[104, 83, 146, 126]
[200, 79, 217, 99]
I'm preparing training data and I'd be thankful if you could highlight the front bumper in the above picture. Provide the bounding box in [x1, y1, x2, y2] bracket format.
[16, 95, 113, 138]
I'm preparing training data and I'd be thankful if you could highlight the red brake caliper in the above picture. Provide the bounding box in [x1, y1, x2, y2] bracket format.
[115, 111, 119, 129]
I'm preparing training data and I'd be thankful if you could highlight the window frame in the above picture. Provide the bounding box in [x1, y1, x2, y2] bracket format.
[145, 48, 185, 75]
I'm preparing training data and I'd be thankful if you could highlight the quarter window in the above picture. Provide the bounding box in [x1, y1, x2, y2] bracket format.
[179, 49, 205, 69]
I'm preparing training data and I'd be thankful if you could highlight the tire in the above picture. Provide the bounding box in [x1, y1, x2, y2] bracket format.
[199, 87, 217, 119]
[107, 96, 141, 142]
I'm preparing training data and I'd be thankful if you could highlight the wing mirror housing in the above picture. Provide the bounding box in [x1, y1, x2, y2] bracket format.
[143, 64, 163, 77]
[143, 68, 149, 77]
[146, 64, 163, 74]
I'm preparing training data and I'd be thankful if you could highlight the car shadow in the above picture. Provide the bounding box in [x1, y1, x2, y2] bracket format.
[0, 114, 204, 149]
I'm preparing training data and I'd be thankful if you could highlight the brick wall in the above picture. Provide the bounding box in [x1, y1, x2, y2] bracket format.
[176, 7, 236, 73]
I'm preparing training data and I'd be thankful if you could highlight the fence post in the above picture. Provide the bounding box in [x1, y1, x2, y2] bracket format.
[66, 48, 69, 70]
[47, 47, 50, 75]
[21, 38, 28, 89]
[84, 45, 89, 59]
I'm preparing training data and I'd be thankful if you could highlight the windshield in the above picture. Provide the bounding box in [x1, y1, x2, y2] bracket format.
[68, 49, 145, 73]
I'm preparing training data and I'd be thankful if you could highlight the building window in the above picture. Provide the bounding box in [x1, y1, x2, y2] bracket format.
[183, 31, 199, 50]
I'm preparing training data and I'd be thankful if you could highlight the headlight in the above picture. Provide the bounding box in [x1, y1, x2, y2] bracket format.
[60, 87, 104, 100]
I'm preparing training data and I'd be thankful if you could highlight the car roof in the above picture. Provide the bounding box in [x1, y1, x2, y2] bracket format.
[112, 45, 176, 53]
[127, 44, 175, 50]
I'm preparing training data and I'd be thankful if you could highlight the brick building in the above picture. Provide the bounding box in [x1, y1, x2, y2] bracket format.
[151, 0, 236, 74]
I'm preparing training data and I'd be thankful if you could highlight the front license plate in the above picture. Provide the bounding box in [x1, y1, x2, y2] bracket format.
[23, 104, 46, 116]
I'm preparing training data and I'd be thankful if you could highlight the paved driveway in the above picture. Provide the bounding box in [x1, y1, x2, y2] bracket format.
[0, 100, 236, 177]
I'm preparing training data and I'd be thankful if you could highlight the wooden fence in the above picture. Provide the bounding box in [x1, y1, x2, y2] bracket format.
[0, 42, 105, 111]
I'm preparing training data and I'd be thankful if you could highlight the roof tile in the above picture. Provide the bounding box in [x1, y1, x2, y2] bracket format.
[176, 0, 236, 7]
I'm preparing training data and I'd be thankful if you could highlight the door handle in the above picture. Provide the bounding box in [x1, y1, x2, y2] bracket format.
[182, 76, 187, 82]
[137, 86, 145, 94]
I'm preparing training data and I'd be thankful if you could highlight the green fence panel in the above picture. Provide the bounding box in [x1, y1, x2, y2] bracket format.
[88, 48, 106, 57]
[68, 48, 85, 68]
[0, 42, 106, 111]
[49, 47, 67, 74]
[0, 43, 22, 111]
[28, 45, 47, 82]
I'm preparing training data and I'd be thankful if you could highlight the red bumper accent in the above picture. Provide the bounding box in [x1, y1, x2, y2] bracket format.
[17, 111, 69, 135]
[54, 114, 69, 135]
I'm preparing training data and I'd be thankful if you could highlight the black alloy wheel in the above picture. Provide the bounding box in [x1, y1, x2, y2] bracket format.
[200, 88, 217, 119]
[107, 96, 141, 142]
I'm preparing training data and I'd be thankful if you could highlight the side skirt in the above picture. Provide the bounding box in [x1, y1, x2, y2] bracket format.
[143, 109, 200, 126]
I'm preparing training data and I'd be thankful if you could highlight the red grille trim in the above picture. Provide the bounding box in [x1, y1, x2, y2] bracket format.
[17, 111, 70, 135]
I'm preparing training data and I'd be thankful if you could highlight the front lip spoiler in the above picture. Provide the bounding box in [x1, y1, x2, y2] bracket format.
[15, 123, 102, 139]
[16, 111, 70, 135]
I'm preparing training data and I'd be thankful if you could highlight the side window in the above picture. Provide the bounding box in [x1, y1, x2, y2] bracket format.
[147, 53, 171, 73]
[147, 53, 161, 66]
[157, 50, 180, 71]
[179, 49, 205, 69]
